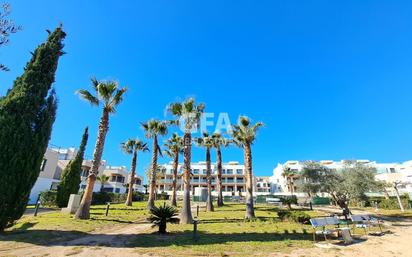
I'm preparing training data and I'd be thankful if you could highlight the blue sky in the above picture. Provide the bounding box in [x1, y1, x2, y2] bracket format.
[1, 1, 412, 179]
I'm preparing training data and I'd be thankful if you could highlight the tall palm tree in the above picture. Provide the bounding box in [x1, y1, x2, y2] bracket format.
[163, 133, 184, 207]
[231, 116, 263, 220]
[145, 166, 167, 196]
[121, 138, 149, 206]
[168, 98, 205, 224]
[195, 132, 215, 212]
[75, 78, 127, 220]
[142, 119, 168, 210]
[282, 166, 298, 196]
[97, 174, 110, 192]
[211, 132, 230, 207]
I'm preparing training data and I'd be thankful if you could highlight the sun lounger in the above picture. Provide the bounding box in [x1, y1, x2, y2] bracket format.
[310, 216, 343, 242]
[350, 215, 383, 235]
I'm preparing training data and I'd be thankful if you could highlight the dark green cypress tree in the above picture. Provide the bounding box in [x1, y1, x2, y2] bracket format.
[56, 127, 89, 208]
[0, 26, 66, 231]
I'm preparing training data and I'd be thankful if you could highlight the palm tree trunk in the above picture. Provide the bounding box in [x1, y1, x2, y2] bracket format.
[244, 143, 255, 219]
[206, 147, 214, 212]
[216, 147, 224, 207]
[170, 151, 179, 207]
[125, 149, 137, 206]
[75, 109, 109, 220]
[147, 136, 158, 210]
[180, 131, 193, 224]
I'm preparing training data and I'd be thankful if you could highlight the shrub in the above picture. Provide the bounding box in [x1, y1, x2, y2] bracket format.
[277, 210, 289, 220]
[289, 211, 311, 224]
[39, 190, 58, 207]
[277, 210, 311, 224]
[378, 198, 410, 210]
[91, 192, 128, 205]
[278, 195, 297, 210]
[133, 192, 145, 201]
[158, 192, 169, 200]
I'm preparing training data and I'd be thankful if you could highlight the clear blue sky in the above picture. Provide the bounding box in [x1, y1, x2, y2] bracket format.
[1, 1, 412, 179]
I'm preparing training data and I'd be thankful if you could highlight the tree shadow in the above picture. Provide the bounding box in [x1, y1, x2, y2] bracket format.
[8, 222, 38, 233]
[0, 229, 312, 248]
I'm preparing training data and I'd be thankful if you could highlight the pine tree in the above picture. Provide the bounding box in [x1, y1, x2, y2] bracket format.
[56, 127, 88, 208]
[0, 26, 66, 231]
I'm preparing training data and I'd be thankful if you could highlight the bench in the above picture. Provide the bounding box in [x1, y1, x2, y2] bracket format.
[350, 215, 383, 235]
[310, 216, 344, 242]
[266, 198, 282, 207]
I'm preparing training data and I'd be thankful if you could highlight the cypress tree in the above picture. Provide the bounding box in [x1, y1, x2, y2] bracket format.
[0, 26, 66, 231]
[56, 127, 89, 208]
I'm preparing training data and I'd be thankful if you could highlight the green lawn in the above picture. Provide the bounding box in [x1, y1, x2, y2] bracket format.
[2, 201, 404, 257]
[130, 203, 325, 257]
[0, 202, 150, 247]
[355, 207, 412, 219]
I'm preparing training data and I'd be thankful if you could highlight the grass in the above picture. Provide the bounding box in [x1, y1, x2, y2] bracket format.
[1, 201, 409, 257]
[0, 201, 151, 248]
[130, 203, 325, 257]
[357, 207, 412, 219]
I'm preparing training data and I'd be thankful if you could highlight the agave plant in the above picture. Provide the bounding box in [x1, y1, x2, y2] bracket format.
[148, 204, 180, 234]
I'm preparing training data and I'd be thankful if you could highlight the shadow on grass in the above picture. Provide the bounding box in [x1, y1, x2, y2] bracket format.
[0, 229, 312, 248]
[199, 217, 278, 224]
[130, 230, 312, 248]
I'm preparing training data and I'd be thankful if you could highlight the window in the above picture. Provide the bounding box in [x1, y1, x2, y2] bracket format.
[115, 188, 120, 193]
[40, 159, 47, 171]
[226, 178, 234, 183]
[390, 168, 396, 173]
[103, 187, 114, 193]
[236, 169, 243, 174]
[226, 169, 233, 175]
[81, 168, 89, 177]
[193, 169, 199, 174]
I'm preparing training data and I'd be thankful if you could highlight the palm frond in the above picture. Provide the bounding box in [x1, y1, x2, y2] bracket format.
[76, 89, 99, 106]
[110, 87, 127, 108]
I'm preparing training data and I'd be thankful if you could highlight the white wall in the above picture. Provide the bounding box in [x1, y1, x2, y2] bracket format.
[29, 177, 59, 204]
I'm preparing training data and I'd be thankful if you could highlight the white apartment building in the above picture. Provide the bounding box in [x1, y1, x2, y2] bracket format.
[157, 161, 271, 196]
[270, 160, 412, 195]
[255, 176, 271, 193]
[29, 147, 144, 204]
[85, 165, 145, 194]
[29, 148, 61, 203]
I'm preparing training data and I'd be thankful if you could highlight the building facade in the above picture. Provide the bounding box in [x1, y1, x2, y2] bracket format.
[270, 160, 412, 195]
[157, 161, 271, 196]
[29, 147, 144, 204]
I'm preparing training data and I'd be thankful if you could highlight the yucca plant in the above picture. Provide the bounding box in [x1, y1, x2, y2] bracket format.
[148, 204, 180, 234]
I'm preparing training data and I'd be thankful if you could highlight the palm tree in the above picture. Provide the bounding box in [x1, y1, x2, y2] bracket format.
[75, 78, 127, 220]
[231, 116, 263, 220]
[145, 166, 167, 196]
[96, 174, 110, 192]
[211, 132, 230, 207]
[282, 166, 298, 196]
[121, 138, 149, 206]
[163, 133, 184, 207]
[142, 119, 168, 210]
[168, 98, 205, 224]
[195, 132, 214, 212]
